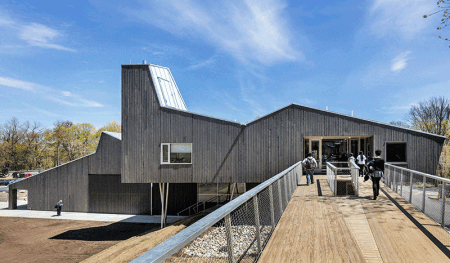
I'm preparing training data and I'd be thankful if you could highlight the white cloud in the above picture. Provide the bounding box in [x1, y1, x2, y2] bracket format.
[125, 0, 302, 65]
[0, 76, 37, 91]
[0, 76, 103, 108]
[391, 51, 412, 72]
[18, 23, 76, 52]
[0, 9, 75, 52]
[187, 58, 215, 70]
[368, 0, 435, 40]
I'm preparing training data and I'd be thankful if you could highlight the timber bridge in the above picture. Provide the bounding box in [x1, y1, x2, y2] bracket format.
[132, 162, 450, 263]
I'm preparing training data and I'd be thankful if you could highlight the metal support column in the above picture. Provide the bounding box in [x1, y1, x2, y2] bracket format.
[225, 214, 234, 263]
[400, 170, 404, 197]
[409, 171, 413, 203]
[278, 180, 283, 212]
[284, 176, 289, 207]
[422, 176, 427, 212]
[442, 182, 446, 225]
[253, 195, 262, 253]
[269, 185, 275, 228]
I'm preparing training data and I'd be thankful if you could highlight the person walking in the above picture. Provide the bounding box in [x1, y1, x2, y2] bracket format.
[367, 150, 385, 200]
[348, 153, 355, 166]
[303, 153, 318, 186]
[56, 200, 63, 216]
[357, 151, 367, 177]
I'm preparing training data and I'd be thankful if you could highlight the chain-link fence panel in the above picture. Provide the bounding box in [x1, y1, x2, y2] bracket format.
[132, 161, 304, 263]
[166, 219, 229, 263]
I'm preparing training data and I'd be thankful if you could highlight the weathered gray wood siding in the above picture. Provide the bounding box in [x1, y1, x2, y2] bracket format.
[12, 132, 121, 212]
[121, 65, 445, 184]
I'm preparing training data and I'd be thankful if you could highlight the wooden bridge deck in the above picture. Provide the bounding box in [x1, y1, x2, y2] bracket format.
[258, 175, 450, 263]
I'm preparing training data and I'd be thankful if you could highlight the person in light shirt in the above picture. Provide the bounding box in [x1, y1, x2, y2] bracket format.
[357, 151, 366, 177]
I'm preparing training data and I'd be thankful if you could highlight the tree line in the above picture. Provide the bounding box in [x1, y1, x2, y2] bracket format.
[390, 96, 450, 177]
[0, 118, 121, 171]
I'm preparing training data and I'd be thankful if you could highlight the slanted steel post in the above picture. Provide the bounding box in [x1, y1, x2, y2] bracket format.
[225, 214, 234, 263]
[400, 169, 404, 197]
[334, 168, 337, 196]
[269, 185, 275, 228]
[442, 182, 446, 225]
[409, 171, 413, 203]
[422, 176, 427, 212]
[284, 176, 288, 207]
[393, 168, 397, 192]
[253, 195, 262, 253]
[278, 180, 283, 212]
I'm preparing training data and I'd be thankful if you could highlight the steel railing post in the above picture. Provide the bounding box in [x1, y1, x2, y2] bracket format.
[400, 169, 404, 197]
[334, 168, 337, 196]
[278, 179, 283, 212]
[269, 184, 275, 228]
[253, 195, 262, 253]
[422, 176, 427, 212]
[284, 176, 288, 208]
[409, 171, 413, 203]
[393, 168, 397, 193]
[442, 182, 446, 225]
[225, 214, 234, 263]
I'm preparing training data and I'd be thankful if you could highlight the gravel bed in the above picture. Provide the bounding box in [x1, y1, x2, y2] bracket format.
[182, 225, 272, 258]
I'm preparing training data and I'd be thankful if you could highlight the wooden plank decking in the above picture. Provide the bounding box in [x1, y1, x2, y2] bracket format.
[258, 175, 450, 263]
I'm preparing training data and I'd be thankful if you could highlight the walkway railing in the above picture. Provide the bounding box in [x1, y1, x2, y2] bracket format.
[326, 162, 359, 197]
[131, 161, 303, 263]
[385, 164, 450, 229]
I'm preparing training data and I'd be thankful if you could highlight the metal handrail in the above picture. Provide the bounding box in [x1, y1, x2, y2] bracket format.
[131, 160, 302, 263]
[384, 163, 450, 230]
[176, 194, 227, 216]
[326, 161, 359, 196]
[386, 163, 450, 184]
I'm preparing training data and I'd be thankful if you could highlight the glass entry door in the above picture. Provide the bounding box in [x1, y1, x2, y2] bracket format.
[310, 140, 321, 173]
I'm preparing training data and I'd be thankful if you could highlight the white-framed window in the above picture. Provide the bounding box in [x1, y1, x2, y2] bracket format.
[161, 143, 192, 164]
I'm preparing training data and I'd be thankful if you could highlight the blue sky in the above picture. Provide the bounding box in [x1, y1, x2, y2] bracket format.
[0, 0, 449, 129]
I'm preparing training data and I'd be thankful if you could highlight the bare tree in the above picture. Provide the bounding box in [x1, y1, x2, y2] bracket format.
[406, 96, 450, 138]
[389, 121, 410, 128]
[0, 117, 29, 170]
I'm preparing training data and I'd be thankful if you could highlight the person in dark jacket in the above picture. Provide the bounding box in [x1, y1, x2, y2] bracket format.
[367, 150, 385, 200]
[56, 200, 63, 216]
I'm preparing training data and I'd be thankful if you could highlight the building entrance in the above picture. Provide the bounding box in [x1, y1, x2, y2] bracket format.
[304, 136, 373, 173]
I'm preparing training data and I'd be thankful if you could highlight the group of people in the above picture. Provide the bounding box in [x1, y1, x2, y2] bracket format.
[302, 150, 385, 200]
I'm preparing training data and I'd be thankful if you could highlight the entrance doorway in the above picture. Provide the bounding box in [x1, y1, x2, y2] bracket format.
[304, 136, 373, 173]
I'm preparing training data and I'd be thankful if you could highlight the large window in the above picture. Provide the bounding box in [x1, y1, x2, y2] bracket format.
[161, 143, 192, 164]
[386, 142, 407, 163]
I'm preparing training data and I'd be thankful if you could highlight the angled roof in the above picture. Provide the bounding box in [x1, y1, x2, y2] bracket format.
[148, 64, 187, 111]
[103, 131, 122, 140]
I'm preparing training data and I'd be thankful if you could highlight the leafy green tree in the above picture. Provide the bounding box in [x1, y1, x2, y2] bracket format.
[95, 120, 121, 140]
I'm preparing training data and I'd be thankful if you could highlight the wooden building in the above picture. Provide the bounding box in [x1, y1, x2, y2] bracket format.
[9, 63, 446, 215]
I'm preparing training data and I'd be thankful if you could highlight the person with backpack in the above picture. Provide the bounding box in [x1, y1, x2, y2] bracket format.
[367, 150, 385, 200]
[303, 153, 318, 186]
[357, 151, 367, 177]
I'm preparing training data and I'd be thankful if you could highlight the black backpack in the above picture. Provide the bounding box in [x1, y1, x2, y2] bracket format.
[305, 158, 314, 169]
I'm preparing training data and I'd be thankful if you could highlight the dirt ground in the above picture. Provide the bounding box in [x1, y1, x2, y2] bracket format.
[0, 217, 159, 263]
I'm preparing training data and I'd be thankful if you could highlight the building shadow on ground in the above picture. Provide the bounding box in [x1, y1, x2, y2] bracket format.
[50, 222, 159, 241]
